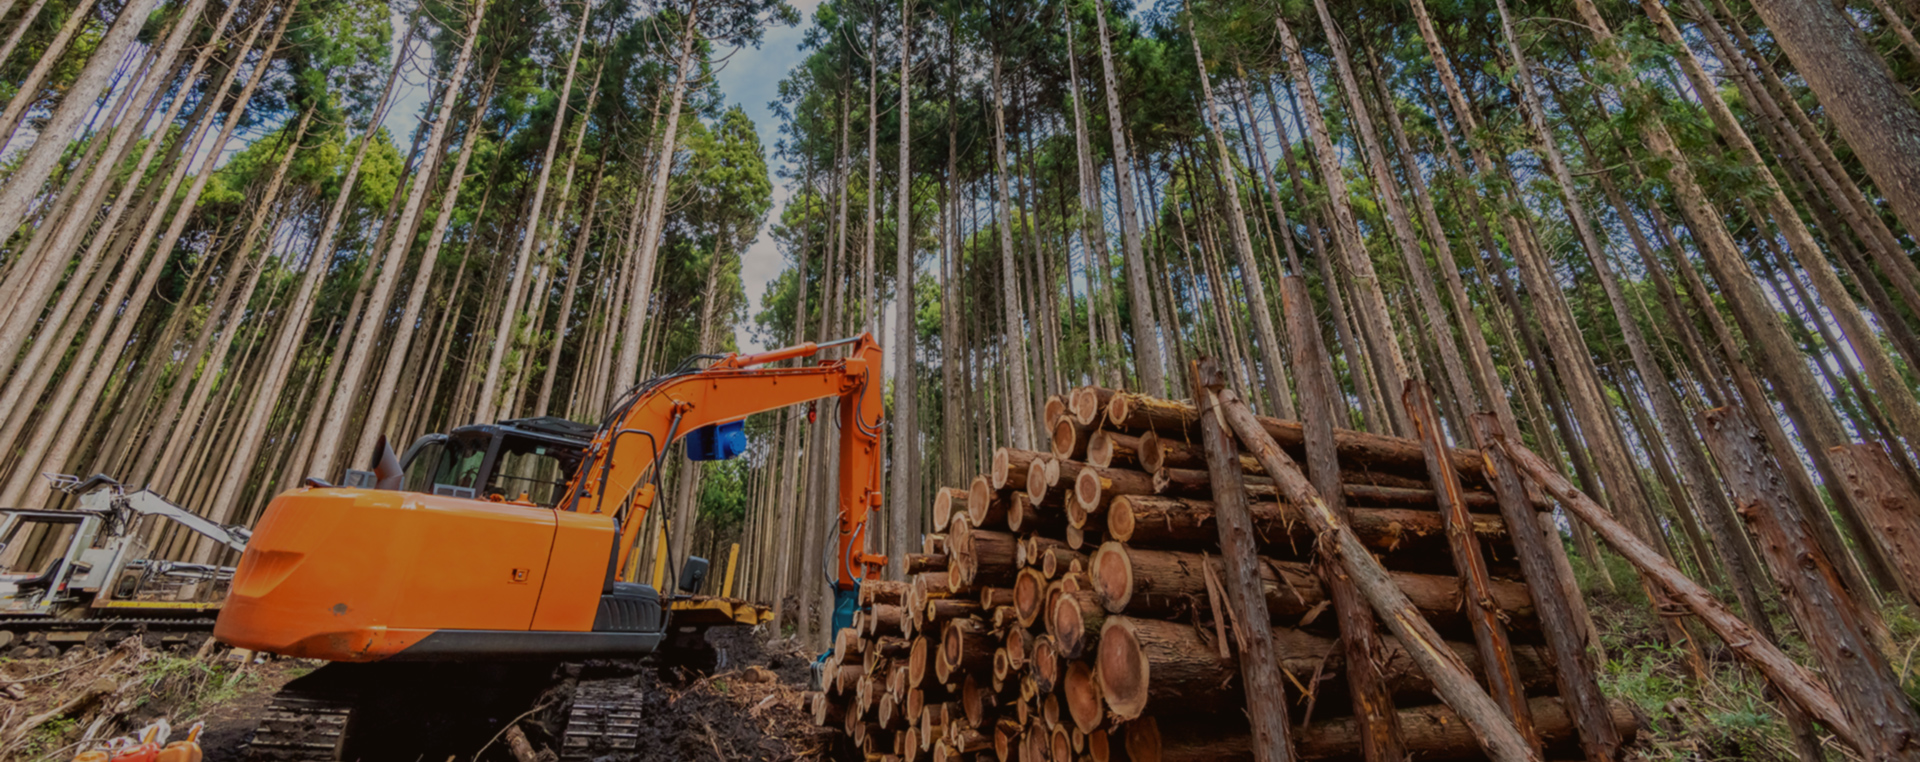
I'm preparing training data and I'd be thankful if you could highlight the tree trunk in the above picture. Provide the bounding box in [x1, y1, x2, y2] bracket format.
[1697, 409, 1920, 759]
[989, 53, 1036, 450]
[1310, 1, 1477, 425]
[472, 0, 588, 426]
[1091, 0, 1166, 396]
[0, 0, 123, 206]
[888, 0, 915, 580]
[613, 8, 701, 392]
[1270, 10, 1411, 435]
[1742, 0, 1920, 251]
[193, 9, 412, 553]
[1185, 24, 1293, 419]
[4, 3, 297, 509]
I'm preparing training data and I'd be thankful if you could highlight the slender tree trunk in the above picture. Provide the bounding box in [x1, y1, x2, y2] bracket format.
[1185, 17, 1294, 417]
[193, 12, 412, 553]
[4, 2, 296, 508]
[1742, 0, 1920, 249]
[0, 0, 163, 237]
[1311, 1, 1477, 425]
[132, 106, 315, 486]
[887, 0, 914, 580]
[1091, 0, 1166, 396]
[361, 59, 502, 459]
[1566, 0, 1899, 597]
[613, 6, 701, 392]
[473, 0, 587, 425]
[313, 1, 488, 476]
[0, 0, 105, 156]
[989, 53, 1036, 450]
[1271, 10, 1411, 435]
[1644, 0, 1920, 474]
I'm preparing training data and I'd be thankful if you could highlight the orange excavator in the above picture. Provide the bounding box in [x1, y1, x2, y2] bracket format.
[215, 335, 889, 761]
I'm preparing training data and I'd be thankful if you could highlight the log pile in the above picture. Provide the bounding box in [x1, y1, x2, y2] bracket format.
[809, 387, 1639, 761]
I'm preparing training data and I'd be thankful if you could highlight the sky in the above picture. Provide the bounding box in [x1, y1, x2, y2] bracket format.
[713, 0, 825, 355]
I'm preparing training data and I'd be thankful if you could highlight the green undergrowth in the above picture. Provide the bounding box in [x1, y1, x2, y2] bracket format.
[1569, 550, 1920, 761]
[133, 653, 263, 722]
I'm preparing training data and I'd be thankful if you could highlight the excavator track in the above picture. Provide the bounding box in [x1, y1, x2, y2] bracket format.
[558, 676, 646, 760]
[245, 690, 353, 761]
[0, 616, 217, 630]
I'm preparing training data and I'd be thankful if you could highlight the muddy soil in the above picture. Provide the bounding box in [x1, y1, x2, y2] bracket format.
[7, 628, 839, 762]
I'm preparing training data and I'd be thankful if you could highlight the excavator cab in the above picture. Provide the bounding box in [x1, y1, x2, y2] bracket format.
[392, 417, 594, 507]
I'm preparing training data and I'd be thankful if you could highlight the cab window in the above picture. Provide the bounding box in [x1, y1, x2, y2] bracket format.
[489, 441, 569, 507]
[403, 434, 486, 495]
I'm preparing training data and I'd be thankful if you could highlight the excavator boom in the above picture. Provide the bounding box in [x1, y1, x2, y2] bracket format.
[568, 333, 888, 589]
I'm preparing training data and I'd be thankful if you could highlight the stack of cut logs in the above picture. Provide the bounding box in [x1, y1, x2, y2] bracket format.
[809, 387, 1639, 761]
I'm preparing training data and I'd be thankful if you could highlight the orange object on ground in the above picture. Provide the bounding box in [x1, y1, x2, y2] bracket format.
[157, 722, 203, 762]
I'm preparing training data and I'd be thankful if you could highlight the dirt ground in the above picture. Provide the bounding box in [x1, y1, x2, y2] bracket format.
[0, 627, 839, 762]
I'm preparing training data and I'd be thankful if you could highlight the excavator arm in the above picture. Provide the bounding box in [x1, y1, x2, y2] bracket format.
[561, 334, 888, 591]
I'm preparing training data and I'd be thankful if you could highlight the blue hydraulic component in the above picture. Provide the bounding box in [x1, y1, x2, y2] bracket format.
[831, 586, 860, 636]
[686, 420, 747, 461]
[811, 587, 867, 685]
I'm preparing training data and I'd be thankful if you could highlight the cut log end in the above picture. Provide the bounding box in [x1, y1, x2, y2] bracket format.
[1071, 386, 1113, 426]
[1027, 459, 1052, 503]
[1108, 496, 1138, 542]
[1064, 660, 1104, 732]
[1091, 542, 1132, 613]
[1096, 617, 1149, 721]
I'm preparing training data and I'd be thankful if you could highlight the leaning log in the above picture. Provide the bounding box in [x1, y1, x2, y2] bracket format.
[1499, 432, 1861, 749]
[1469, 414, 1621, 761]
[1191, 358, 1296, 762]
[1405, 381, 1536, 750]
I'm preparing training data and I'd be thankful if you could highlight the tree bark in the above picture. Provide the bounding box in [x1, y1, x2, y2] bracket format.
[1091, 0, 1166, 396]
[1176, 356, 1295, 762]
[0, 0, 143, 234]
[1742, 0, 1920, 251]
[888, 0, 915, 580]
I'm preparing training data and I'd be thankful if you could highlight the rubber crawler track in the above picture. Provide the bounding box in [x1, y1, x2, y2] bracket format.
[559, 677, 646, 760]
[245, 691, 352, 761]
